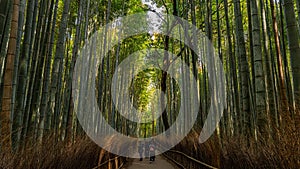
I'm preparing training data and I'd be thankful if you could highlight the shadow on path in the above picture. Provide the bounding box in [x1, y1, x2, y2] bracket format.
[123, 155, 178, 169]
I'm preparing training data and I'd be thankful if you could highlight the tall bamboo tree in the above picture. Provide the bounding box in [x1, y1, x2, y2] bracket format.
[250, 0, 267, 136]
[49, 0, 71, 138]
[0, 0, 20, 150]
[282, 0, 300, 107]
[233, 0, 251, 136]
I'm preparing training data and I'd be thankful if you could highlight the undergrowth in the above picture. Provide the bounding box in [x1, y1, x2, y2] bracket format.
[0, 136, 106, 169]
[172, 109, 300, 169]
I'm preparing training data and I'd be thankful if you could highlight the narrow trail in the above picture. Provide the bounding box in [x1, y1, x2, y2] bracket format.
[123, 155, 179, 169]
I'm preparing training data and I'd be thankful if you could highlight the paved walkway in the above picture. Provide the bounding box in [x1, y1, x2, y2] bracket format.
[123, 156, 178, 169]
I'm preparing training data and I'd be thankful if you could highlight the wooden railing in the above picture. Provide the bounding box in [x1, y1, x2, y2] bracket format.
[164, 150, 218, 169]
[92, 156, 126, 169]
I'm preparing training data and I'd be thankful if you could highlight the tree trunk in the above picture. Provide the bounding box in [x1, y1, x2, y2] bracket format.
[233, 0, 251, 137]
[11, 0, 26, 151]
[250, 0, 267, 137]
[283, 0, 300, 107]
[38, 0, 58, 142]
[64, 0, 83, 144]
[269, 0, 288, 110]
[224, 0, 239, 136]
[0, 0, 12, 93]
[49, 0, 71, 138]
[0, 0, 19, 151]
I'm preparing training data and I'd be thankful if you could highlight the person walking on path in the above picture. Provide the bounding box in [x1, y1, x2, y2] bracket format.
[149, 140, 156, 163]
[138, 141, 144, 161]
[144, 141, 149, 159]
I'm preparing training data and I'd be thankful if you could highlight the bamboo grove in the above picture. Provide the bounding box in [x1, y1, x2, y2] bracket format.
[0, 0, 299, 163]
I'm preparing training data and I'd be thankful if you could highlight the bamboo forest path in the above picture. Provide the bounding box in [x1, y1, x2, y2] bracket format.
[123, 155, 179, 169]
